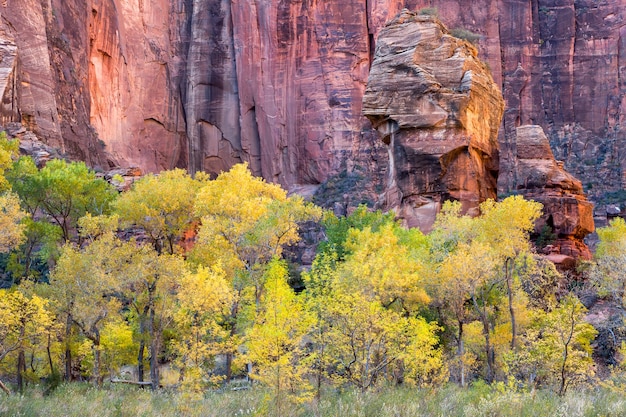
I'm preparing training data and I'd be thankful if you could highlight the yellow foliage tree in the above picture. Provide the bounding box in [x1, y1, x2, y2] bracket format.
[0, 131, 19, 192]
[192, 163, 320, 379]
[341, 224, 430, 312]
[243, 259, 313, 412]
[476, 196, 542, 349]
[0, 288, 53, 393]
[113, 169, 206, 254]
[172, 265, 234, 392]
[0, 192, 27, 253]
[49, 220, 130, 386]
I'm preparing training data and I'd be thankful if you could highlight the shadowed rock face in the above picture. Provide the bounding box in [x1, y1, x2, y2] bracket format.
[1, 1, 626, 209]
[363, 12, 504, 230]
[513, 125, 594, 261]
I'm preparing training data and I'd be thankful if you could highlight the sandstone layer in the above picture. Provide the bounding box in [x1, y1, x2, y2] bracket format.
[0, 1, 625, 211]
[513, 125, 594, 261]
[363, 11, 504, 230]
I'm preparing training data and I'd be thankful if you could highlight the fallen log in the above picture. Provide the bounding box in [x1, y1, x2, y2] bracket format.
[0, 379, 11, 395]
[110, 379, 153, 386]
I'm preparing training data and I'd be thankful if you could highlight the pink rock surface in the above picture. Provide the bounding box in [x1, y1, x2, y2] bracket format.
[0, 1, 624, 208]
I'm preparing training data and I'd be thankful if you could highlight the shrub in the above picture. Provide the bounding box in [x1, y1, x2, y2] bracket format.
[451, 28, 482, 45]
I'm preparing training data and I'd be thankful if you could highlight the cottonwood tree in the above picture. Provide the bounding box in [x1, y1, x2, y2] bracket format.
[513, 295, 596, 394]
[243, 259, 313, 413]
[172, 265, 234, 392]
[340, 223, 431, 312]
[0, 132, 19, 192]
[591, 217, 626, 306]
[113, 168, 207, 255]
[429, 197, 542, 383]
[476, 196, 542, 349]
[49, 216, 130, 386]
[192, 163, 320, 378]
[305, 223, 445, 391]
[436, 241, 498, 386]
[0, 192, 27, 254]
[0, 288, 53, 393]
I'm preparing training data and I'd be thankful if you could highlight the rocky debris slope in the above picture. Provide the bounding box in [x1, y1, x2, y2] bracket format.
[513, 125, 594, 262]
[363, 11, 504, 230]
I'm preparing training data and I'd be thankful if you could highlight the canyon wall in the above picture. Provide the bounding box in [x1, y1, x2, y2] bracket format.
[1, 1, 624, 206]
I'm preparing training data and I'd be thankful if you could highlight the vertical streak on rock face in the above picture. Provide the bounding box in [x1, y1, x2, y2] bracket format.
[185, 0, 242, 176]
[231, 0, 375, 186]
[0, 38, 18, 126]
[0, 0, 63, 149]
[87, 0, 187, 172]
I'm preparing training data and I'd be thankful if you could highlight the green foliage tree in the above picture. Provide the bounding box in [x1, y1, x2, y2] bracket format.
[8, 159, 116, 242]
[512, 295, 596, 394]
[5, 218, 62, 285]
[591, 217, 626, 305]
[318, 204, 396, 260]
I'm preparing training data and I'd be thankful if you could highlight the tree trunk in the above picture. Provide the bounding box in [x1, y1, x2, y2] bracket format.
[473, 296, 494, 383]
[0, 379, 10, 395]
[17, 349, 25, 392]
[138, 339, 146, 383]
[47, 332, 55, 376]
[65, 315, 72, 381]
[506, 259, 517, 350]
[149, 305, 159, 390]
[137, 306, 149, 383]
[457, 320, 465, 387]
[94, 345, 102, 387]
[93, 333, 102, 387]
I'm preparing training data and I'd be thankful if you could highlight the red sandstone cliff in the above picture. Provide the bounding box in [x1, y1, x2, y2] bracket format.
[0, 1, 623, 207]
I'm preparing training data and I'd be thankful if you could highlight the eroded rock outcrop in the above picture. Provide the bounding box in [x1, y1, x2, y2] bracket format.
[513, 125, 594, 261]
[363, 11, 504, 230]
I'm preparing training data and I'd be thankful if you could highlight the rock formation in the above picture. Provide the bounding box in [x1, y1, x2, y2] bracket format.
[0, 1, 625, 212]
[513, 125, 594, 262]
[363, 11, 504, 230]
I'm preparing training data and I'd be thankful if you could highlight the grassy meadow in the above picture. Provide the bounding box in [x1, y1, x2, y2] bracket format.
[2, 383, 626, 417]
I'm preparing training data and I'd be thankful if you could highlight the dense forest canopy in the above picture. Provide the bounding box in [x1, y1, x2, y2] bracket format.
[1, 132, 625, 411]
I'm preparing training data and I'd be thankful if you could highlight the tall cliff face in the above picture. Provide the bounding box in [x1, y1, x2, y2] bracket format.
[1, 1, 624, 205]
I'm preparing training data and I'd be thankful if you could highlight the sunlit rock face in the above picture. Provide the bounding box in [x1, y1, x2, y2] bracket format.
[2, 0, 626, 211]
[513, 125, 594, 261]
[363, 11, 504, 230]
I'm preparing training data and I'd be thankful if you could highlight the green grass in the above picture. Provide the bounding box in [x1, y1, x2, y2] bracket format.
[2, 383, 626, 417]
